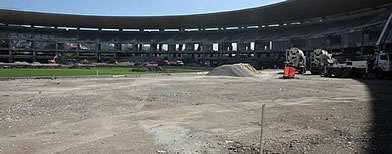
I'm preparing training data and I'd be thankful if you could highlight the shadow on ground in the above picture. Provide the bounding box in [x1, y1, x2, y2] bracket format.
[357, 78, 392, 153]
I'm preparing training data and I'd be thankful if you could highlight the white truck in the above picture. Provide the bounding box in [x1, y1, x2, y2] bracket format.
[285, 48, 307, 74]
[374, 52, 392, 79]
[321, 57, 368, 78]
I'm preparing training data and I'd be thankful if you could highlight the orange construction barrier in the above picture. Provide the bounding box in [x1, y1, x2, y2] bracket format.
[283, 66, 296, 79]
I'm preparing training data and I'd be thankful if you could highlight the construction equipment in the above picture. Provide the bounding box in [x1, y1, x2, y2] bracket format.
[373, 11, 392, 79]
[48, 55, 58, 64]
[312, 50, 391, 78]
[309, 49, 332, 75]
[285, 48, 306, 74]
[320, 11, 392, 79]
[321, 57, 368, 78]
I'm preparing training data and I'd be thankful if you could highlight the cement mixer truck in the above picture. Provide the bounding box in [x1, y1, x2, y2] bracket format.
[309, 49, 333, 75]
[285, 48, 307, 74]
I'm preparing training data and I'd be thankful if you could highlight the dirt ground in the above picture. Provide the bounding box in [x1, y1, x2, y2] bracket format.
[0, 70, 391, 154]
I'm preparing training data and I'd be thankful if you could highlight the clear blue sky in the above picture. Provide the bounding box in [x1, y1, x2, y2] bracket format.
[0, 0, 285, 16]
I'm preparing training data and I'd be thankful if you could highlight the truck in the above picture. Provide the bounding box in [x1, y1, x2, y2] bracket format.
[372, 11, 392, 79]
[309, 49, 332, 75]
[285, 47, 307, 74]
[321, 56, 368, 78]
[374, 52, 392, 79]
[307, 50, 392, 79]
[318, 52, 392, 79]
[319, 11, 392, 79]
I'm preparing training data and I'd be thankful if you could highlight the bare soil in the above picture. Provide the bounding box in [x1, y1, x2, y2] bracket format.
[0, 70, 391, 154]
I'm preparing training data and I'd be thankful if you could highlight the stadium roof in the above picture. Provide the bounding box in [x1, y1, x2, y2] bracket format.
[0, 0, 391, 29]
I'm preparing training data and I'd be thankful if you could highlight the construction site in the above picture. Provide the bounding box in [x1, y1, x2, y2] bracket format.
[1, 0, 392, 153]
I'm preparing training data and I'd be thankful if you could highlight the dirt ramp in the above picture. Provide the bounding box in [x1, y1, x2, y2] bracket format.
[207, 63, 259, 77]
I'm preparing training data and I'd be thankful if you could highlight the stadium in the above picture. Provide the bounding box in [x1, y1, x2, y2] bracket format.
[1, 0, 392, 153]
[0, 0, 391, 66]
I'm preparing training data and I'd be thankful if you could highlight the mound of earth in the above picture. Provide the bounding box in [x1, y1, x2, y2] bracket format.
[207, 63, 259, 77]
[132, 66, 166, 72]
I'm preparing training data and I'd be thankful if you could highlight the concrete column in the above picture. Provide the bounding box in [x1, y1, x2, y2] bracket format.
[116, 43, 122, 51]
[138, 44, 143, 51]
[186, 43, 193, 51]
[195, 43, 201, 51]
[219, 43, 228, 51]
[150, 44, 157, 52]
[238, 43, 250, 52]
[203, 44, 213, 51]
[177, 44, 183, 51]
[76, 42, 80, 58]
[95, 42, 100, 62]
[31, 29, 36, 62]
[255, 41, 268, 51]
[199, 43, 204, 51]
[113, 49, 117, 60]
[95, 29, 101, 62]
[360, 28, 364, 55]
[32, 50, 36, 62]
[341, 33, 345, 53]
[168, 44, 176, 52]
[76, 28, 80, 60]
[55, 40, 59, 57]
[8, 34, 12, 63]
[218, 53, 222, 64]
[159, 44, 164, 51]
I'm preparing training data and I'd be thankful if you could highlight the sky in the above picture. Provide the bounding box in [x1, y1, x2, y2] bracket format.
[0, 0, 285, 16]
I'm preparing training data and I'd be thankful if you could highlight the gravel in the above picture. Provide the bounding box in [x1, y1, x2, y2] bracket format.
[0, 70, 391, 153]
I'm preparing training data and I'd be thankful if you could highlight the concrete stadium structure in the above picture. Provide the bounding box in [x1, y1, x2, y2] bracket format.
[0, 0, 392, 66]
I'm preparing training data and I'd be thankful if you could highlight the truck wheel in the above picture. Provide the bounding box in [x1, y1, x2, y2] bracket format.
[375, 69, 384, 80]
[388, 73, 392, 80]
[334, 69, 342, 78]
[311, 71, 320, 75]
[298, 69, 303, 75]
[353, 71, 363, 78]
[342, 68, 352, 78]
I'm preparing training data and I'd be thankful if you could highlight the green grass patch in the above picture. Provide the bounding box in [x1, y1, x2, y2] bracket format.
[0, 67, 205, 78]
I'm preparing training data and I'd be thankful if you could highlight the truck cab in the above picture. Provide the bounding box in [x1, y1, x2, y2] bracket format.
[374, 52, 392, 79]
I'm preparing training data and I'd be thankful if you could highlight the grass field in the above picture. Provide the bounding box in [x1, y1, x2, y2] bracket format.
[0, 67, 206, 78]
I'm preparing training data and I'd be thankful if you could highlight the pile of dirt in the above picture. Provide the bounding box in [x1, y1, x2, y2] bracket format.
[207, 63, 259, 77]
[132, 66, 166, 72]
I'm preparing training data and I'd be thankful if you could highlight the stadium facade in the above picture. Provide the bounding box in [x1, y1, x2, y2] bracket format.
[0, 0, 391, 66]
